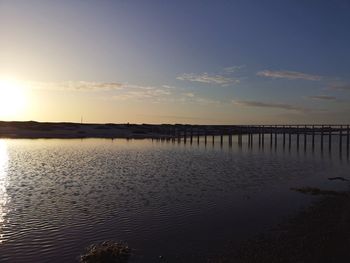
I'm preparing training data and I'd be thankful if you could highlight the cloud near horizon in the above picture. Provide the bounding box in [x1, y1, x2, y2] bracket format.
[306, 95, 338, 101]
[328, 84, 350, 91]
[257, 70, 322, 81]
[233, 99, 316, 113]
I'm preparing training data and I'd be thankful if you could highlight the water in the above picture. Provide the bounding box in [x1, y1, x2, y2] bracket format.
[0, 136, 349, 262]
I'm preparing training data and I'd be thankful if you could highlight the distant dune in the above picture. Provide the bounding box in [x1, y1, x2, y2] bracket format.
[0, 121, 176, 139]
[0, 121, 230, 139]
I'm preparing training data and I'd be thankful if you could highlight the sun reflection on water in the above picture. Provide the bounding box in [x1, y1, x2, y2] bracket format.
[0, 140, 9, 244]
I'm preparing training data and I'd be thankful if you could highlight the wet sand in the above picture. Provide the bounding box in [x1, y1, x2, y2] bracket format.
[211, 190, 350, 263]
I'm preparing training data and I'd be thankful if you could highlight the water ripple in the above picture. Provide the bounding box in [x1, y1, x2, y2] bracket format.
[0, 138, 348, 262]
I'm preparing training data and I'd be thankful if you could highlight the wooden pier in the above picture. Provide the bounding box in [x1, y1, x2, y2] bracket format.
[162, 124, 350, 156]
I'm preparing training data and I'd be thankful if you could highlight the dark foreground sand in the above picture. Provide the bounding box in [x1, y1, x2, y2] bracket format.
[210, 190, 350, 263]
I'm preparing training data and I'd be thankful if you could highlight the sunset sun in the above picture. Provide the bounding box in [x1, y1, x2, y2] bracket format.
[0, 78, 27, 119]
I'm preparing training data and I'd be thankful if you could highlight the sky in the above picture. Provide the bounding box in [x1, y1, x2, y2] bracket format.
[1, 0, 350, 124]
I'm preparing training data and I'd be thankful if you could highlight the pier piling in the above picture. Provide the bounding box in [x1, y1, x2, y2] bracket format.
[288, 126, 292, 149]
[329, 126, 332, 152]
[339, 125, 343, 153]
[261, 125, 264, 147]
[321, 125, 324, 151]
[304, 125, 307, 151]
[270, 126, 273, 148]
[347, 125, 349, 156]
[274, 125, 277, 148]
[296, 125, 300, 150]
[312, 125, 315, 150]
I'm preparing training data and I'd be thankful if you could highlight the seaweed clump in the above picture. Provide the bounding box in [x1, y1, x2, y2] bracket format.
[80, 241, 130, 263]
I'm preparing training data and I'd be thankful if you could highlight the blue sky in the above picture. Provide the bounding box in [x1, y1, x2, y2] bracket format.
[1, 0, 350, 124]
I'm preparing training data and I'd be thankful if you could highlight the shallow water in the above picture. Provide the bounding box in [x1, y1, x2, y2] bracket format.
[0, 136, 349, 262]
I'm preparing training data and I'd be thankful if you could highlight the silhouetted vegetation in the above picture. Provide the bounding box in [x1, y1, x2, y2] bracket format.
[80, 241, 130, 263]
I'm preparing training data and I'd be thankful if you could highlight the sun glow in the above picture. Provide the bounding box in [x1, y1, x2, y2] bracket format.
[0, 78, 27, 119]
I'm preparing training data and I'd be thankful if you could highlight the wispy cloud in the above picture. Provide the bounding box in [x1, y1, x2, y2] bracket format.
[223, 65, 245, 74]
[107, 84, 220, 105]
[26, 80, 223, 106]
[257, 70, 322, 81]
[176, 66, 243, 86]
[176, 73, 239, 86]
[182, 92, 195, 97]
[232, 99, 315, 113]
[161, 85, 177, 90]
[175, 94, 221, 105]
[191, 97, 221, 105]
[110, 84, 172, 101]
[27, 81, 123, 91]
[306, 95, 338, 101]
[27, 80, 174, 102]
[328, 84, 350, 91]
